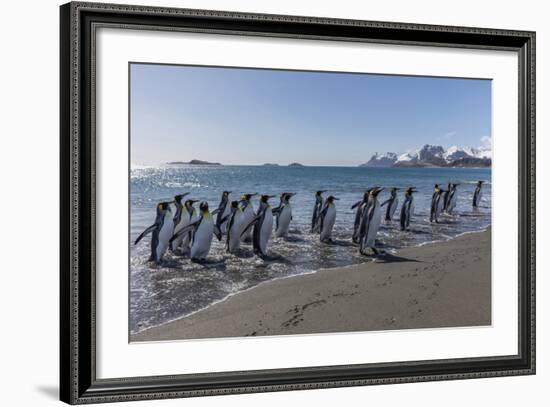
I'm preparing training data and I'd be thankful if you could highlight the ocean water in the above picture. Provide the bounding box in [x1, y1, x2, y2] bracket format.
[130, 165, 491, 334]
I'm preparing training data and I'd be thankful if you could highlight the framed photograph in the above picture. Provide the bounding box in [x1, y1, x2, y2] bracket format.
[60, 1, 535, 404]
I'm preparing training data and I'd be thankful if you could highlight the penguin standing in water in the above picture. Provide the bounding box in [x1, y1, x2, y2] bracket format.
[239, 193, 257, 242]
[273, 192, 296, 238]
[473, 181, 484, 208]
[400, 187, 417, 231]
[318, 195, 339, 243]
[443, 182, 453, 211]
[430, 184, 446, 223]
[445, 183, 460, 214]
[351, 190, 371, 243]
[311, 190, 326, 233]
[225, 200, 245, 253]
[241, 195, 275, 257]
[358, 187, 384, 255]
[213, 191, 231, 234]
[170, 193, 193, 252]
[170, 202, 214, 262]
[381, 187, 399, 221]
[135, 201, 175, 264]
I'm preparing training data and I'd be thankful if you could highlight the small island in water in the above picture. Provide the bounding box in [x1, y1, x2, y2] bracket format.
[288, 162, 305, 167]
[263, 163, 279, 167]
[167, 159, 221, 166]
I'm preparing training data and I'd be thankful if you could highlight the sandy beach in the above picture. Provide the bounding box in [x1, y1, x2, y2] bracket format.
[132, 228, 491, 342]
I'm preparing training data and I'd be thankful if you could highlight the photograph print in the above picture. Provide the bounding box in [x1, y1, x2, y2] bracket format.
[129, 63, 492, 342]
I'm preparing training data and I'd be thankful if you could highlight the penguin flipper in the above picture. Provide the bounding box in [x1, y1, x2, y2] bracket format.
[134, 224, 157, 245]
[211, 208, 220, 215]
[240, 215, 261, 238]
[380, 199, 391, 207]
[169, 220, 200, 244]
[351, 200, 362, 210]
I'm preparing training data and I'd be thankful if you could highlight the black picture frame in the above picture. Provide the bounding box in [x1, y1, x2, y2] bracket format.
[60, 2, 536, 404]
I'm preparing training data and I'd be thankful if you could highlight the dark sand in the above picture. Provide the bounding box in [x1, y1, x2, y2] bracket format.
[132, 228, 491, 342]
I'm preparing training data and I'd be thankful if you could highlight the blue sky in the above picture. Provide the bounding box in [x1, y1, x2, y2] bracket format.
[130, 63, 491, 166]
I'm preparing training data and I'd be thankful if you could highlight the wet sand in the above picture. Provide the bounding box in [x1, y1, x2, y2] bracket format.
[132, 228, 491, 342]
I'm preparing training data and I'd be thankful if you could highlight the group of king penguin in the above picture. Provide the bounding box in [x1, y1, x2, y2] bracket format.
[135, 180, 485, 264]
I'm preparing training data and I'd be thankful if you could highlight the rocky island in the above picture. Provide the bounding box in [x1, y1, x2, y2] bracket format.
[288, 162, 305, 167]
[167, 159, 221, 166]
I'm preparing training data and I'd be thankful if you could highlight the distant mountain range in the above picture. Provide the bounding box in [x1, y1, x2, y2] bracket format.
[360, 144, 492, 168]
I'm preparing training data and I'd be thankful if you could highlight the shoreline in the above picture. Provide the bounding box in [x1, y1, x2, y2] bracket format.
[132, 228, 491, 342]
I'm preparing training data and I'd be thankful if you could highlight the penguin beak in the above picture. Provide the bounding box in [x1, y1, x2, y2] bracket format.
[190, 199, 199, 204]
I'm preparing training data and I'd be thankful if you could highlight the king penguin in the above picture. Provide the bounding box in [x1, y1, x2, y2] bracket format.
[239, 193, 257, 242]
[134, 201, 174, 264]
[381, 187, 399, 221]
[241, 194, 275, 257]
[311, 190, 326, 233]
[473, 181, 484, 208]
[358, 187, 384, 255]
[400, 187, 417, 231]
[446, 183, 460, 214]
[318, 195, 339, 243]
[430, 184, 446, 223]
[351, 189, 372, 243]
[225, 200, 245, 253]
[273, 192, 296, 238]
[170, 193, 191, 252]
[213, 191, 231, 234]
[170, 202, 214, 262]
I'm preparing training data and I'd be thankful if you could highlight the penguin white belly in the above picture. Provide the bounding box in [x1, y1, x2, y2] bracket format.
[275, 205, 292, 237]
[259, 209, 273, 255]
[156, 216, 174, 261]
[320, 206, 336, 241]
[477, 190, 483, 206]
[227, 211, 244, 252]
[448, 193, 457, 213]
[220, 203, 231, 233]
[241, 206, 255, 241]
[389, 198, 398, 220]
[436, 196, 444, 218]
[172, 209, 190, 249]
[183, 211, 199, 248]
[365, 203, 381, 248]
[191, 217, 214, 260]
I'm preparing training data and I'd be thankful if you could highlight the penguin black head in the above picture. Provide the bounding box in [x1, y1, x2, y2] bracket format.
[174, 192, 190, 203]
[405, 187, 417, 195]
[283, 192, 296, 202]
[315, 190, 327, 197]
[370, 187, 384, 197]
[326, 195, 339, 203]
[230, 200, 240, 209]
[477, 180, 484, 185]
[222, 191, 231, 197]
[157, 201, 172, 212]
[434, 184, 440, 189]
[242, 193, 257, 201]
[390, 187, 399, 195]
[184, 199, 198, 208]
[199, 202, 209, 212]
[260, 194, 276, 203]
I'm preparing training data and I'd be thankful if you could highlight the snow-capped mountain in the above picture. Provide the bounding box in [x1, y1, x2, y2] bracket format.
[360, 143, 492, 168]
[359, 152, 397, 167]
